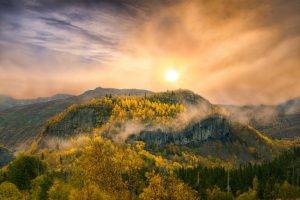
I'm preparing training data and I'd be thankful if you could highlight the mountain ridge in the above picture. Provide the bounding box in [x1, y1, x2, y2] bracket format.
[0, 93, 75, 111]
[0, 86, 299, 157]
[0, 87, 155, 150]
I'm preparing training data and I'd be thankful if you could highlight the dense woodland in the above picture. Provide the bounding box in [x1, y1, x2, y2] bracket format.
[1, 93, 300, 199]
[0, 137, 300, 199]
[177, 147, 300, 199]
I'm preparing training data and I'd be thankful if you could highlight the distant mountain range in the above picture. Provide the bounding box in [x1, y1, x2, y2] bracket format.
[0, 93, 75, 111]
[222, 97, 300, 139]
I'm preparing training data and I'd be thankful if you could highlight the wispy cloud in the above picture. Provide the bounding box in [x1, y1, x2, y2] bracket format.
[0, 0, 299, 104]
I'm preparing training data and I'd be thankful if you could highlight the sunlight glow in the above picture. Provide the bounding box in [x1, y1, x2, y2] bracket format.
[165, 69, 179, 82]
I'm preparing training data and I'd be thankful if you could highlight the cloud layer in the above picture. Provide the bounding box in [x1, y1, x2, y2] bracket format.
[0, 0, 299, 104]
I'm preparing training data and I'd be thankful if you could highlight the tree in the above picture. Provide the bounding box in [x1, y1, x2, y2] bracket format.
[30, 175, 53, 200]
[69, 184, 113, 200]
[236, 190, 257, 200]
[139, 173, 167, 200]
[252, 176, 258, 192]
[167, 175, 199, 200]
[0, 181, 22, 200]
[74, 136, 142, 199]
[139, 173, 198, 200]
[206, 186, 233, 200]
[7, 155, 46, 190]
[47, 180, 70, 200]
[0, 169, 6, 184]
[236, 176, 258, 200]
[277, 181, 300, 199]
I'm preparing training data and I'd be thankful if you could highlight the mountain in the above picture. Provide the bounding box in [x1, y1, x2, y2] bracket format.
[37, 90, 279, 163]
[0, 94, 74, 111]
[222, 97, 300, 139]
[0, 87, 152, 150]
[1, 86, 297, 163]
[39, 89, 210, 143]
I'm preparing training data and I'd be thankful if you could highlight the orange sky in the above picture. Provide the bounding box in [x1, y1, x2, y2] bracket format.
[0, 0, 299, 105]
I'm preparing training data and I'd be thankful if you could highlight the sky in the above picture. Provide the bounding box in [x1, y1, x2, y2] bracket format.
[0, 0, 299, 105]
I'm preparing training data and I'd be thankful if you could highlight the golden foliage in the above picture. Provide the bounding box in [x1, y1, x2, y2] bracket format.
[139, 173, 198, 200]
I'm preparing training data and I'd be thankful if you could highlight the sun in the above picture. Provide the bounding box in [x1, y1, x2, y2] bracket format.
[165, 69, 179, 82]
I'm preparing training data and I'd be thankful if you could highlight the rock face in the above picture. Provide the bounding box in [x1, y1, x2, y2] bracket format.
[131, 115, 231, 146]
[128, 115, 275, 163]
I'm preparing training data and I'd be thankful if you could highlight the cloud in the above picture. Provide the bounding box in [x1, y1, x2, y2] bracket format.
[110, 0, 300, 105]
[0, 0, 299, 104]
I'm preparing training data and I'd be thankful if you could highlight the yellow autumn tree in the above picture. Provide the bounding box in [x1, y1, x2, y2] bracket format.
[139, 173, 198, 200]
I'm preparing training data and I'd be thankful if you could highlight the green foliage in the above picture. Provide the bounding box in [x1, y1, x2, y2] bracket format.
[236, 190, 257, 200]
[0, 181, 22, 200]
[206, 186, 233, 200]
[0, 169, 6, 184]
[47, 180, 70, 200]
[177, 147, 300, 199]
[236, 176, 258, 200]
[30, 174, 53, 200]
[2, 90, 300, 199]
[277, 181, 300, 199]
[2, 133, 299, 199]
[7, 155, 46, 190]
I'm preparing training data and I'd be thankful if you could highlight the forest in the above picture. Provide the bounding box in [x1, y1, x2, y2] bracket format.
[0, 136, 300, 199]
[0, 94, 300, 199]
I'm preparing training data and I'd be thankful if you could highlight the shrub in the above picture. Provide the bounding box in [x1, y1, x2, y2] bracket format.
[0, 181, 22, 200]
[7, 155, 46, 190]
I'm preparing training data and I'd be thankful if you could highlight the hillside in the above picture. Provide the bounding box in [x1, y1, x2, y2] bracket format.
[0, 87, 152, 150]
[0, 99, 74, 149]
[1, 87, 297, 163]
[0, 94, 74, 111]
[42, 89, 211, 140]
[39, 91, 279, 164]
[223, 97, 300, 139]
[1, 89, 299, 199]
